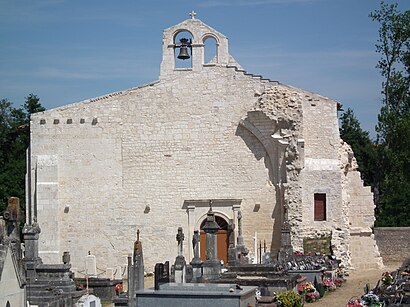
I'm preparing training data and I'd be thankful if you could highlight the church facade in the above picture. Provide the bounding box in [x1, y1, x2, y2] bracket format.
[28, 17, 382, 276]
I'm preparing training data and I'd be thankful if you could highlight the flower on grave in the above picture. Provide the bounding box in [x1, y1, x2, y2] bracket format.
[297, 283, 307, 294]
[381, 272, 393, 285]
[322, 278, 336, 290]
[305, 282, 316, 292]
[347, 297, 362, 307]
[305, 290, 320, 302]
[274, 291, 303, 307]
[294, 251, 304, 257]
[335, 277, 344, 287]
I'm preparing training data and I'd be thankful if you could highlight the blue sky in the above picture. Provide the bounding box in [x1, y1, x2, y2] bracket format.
[1, 0, 409, 138]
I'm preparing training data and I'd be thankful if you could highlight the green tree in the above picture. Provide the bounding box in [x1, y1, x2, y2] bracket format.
[0, 94, 45, 214]
[370, 2, 410, 226]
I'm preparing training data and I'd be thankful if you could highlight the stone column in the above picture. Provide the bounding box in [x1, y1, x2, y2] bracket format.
[186, 205, 195, 261]
[227, 219, 237, 266]
[22, 218, 42, 278]
[236, 210, 249, 264]
[236, 210, 244, 247]
[232, 204, 240, 245]
[192, 42, 204, 72]
[278, 184, 293, 263]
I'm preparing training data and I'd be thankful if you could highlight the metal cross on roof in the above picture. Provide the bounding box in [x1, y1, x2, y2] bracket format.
[189, 11, 197, 19]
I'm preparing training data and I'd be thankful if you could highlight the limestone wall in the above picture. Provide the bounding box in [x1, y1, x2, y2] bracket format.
[374, 227, 410, 264]
[31, 66, 280, 273]
[339, 141, 383, 270]
[297, 93, 348, 262]
[29, 17, 376, 276]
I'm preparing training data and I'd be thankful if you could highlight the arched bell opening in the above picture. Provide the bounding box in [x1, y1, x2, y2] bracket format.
[199, 215, 229, 264]
[174, 30, 193, 69]
[203, 35, 218, 64]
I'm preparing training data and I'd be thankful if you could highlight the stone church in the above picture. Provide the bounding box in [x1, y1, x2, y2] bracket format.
[28, 16, 383, 276]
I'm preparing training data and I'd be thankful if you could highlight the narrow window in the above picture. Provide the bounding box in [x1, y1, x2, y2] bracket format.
[314, 193, 326, 221]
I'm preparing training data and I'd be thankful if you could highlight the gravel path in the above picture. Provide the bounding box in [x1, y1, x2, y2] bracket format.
[311, 263, 400, 307]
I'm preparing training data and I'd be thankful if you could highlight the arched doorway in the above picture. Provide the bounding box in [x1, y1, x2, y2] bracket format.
[200, 215, 229, 264]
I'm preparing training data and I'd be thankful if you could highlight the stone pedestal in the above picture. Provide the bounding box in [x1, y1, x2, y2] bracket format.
[85, 253, 97, 277]
[173, 255, 186, 283]
[278, 221, 293, 263]
[172, 227, 188, 283]
[22, 223, 42, 279]
[234, 211, 249, 265]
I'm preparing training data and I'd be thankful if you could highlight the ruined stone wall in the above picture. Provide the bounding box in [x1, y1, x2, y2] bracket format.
[298, 93, 348, 263]
[374, 227, 410, 265]
[31, 66, 279, 273]
[339, 141, 383, 270]
[251, 85, 304, 256]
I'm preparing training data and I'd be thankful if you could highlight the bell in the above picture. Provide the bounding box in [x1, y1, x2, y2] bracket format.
[177, 38, 191, 60]
[177, 46, 190, 60]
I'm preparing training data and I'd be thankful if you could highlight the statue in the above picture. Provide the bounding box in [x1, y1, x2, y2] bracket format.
[176, 227, 184, 256]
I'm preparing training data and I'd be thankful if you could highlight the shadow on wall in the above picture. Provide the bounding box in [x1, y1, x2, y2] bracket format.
[235, 120, 282, 259]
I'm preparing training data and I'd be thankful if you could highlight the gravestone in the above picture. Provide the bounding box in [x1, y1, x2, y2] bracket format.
[155, 261, 170, 290]
[190, 230, 203, 282]
[128, 229, 144, 306]
[201, 205, 221, 280]
[173, 227, 187, 283]
[85, 252, 97, 277]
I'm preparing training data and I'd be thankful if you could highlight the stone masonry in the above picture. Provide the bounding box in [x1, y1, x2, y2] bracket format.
[29, 16, 382, 275]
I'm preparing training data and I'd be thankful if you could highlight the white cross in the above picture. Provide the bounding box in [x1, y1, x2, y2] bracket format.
[189, 11, 197, 19]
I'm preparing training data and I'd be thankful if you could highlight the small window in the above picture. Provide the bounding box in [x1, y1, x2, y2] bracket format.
[314, 193, 326, 221]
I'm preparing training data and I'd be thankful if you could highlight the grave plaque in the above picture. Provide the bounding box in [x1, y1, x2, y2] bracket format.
[303, 236, 331, 255]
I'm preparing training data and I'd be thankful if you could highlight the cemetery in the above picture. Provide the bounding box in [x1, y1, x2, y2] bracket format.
[109, 205, 351, 306]
[1, 11, 409, 307]
[1, 195, 409, 306]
